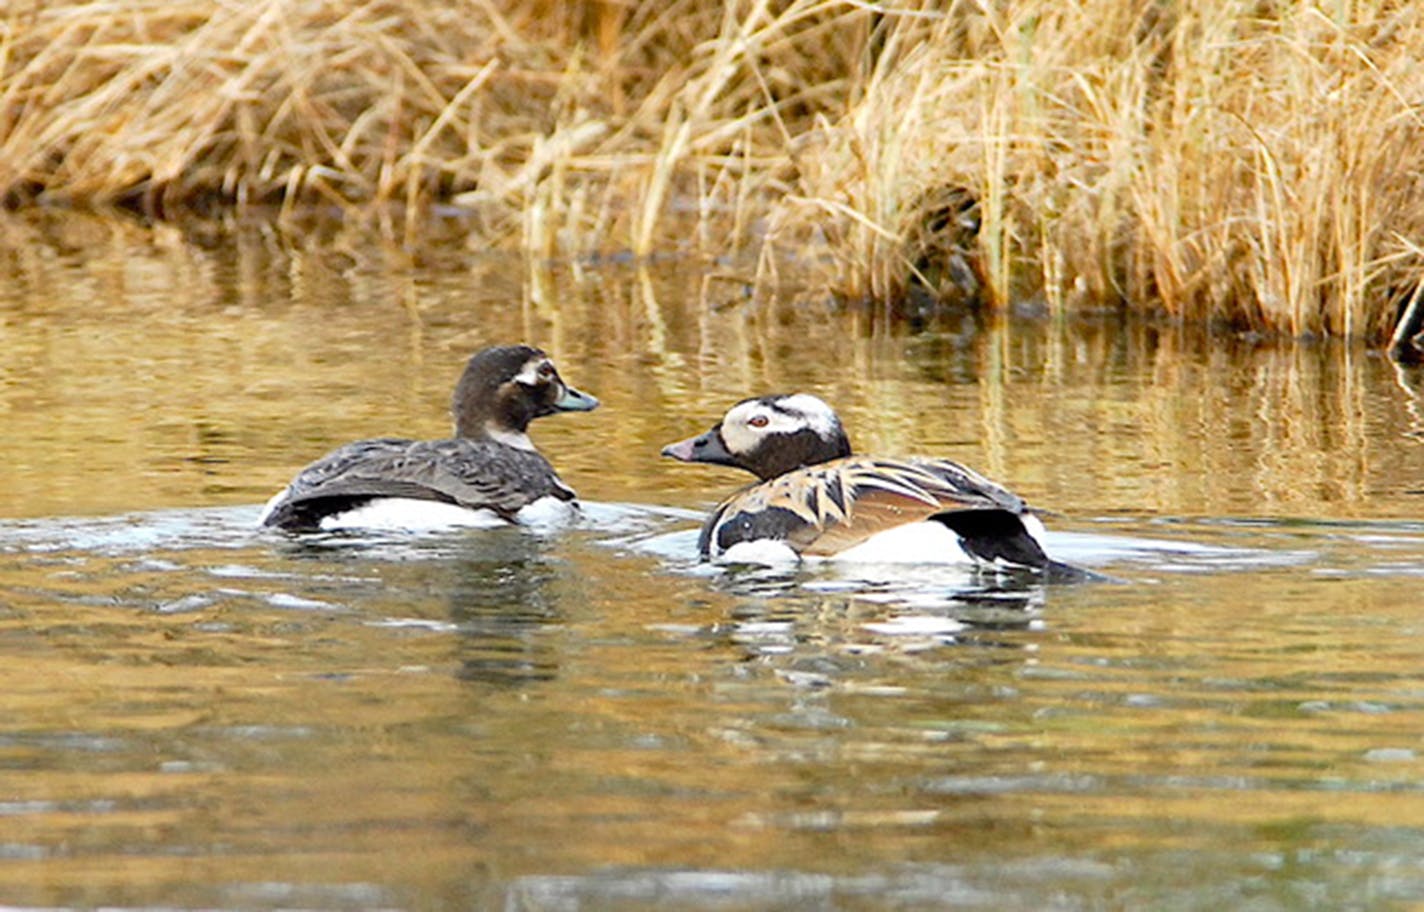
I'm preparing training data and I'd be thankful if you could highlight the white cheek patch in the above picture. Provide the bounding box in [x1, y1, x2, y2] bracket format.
[719, 401, 773, 456]
[719, 395, 841, 456]
[512, 358, 551, 388]
[774, 394, 840, 438]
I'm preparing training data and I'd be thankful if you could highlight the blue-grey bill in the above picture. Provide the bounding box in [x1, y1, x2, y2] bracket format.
[556, 386, 600, 412]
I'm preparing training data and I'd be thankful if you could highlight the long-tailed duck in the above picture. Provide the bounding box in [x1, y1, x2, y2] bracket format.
[261, 344, 598, 532]
[662, 393, 1076, 576]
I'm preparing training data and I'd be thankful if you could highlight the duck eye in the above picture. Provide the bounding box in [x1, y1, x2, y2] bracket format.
[748, 415, 770, 429]
[538, 363, 556, 380]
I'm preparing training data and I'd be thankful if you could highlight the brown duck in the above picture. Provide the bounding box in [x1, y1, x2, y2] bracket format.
[261, 345, 598, 532]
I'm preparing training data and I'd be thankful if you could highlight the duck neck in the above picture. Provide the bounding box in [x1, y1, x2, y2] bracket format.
[751, 429, 852, 480]
[452, 385, 536, 441]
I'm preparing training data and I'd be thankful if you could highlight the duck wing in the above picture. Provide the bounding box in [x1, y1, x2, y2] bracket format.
[262, 437, 575, 530]
[700, 456, 1033, 559]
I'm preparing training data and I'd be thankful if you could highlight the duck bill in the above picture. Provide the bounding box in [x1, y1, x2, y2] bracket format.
[661, 428, 737, 467]
[554, 385, 600, 412]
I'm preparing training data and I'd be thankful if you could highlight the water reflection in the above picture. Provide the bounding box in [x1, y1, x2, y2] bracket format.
[265, 528, 568, 687]
[707, 565, 1048, 662]
[7, 209, 1424, 908]
[446, 544, 563, 687]
[2, 206, 1423, 527]
[2, 504, 1424, 906]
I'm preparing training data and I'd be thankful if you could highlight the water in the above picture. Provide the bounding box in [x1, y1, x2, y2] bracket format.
[3, 209, 1424, 908]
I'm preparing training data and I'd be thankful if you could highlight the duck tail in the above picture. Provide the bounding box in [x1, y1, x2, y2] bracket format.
[1042, 558, 1093, 583]
[928, 508, 1089, 582]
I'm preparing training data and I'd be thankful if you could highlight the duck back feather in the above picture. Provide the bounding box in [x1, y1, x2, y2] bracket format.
[261, 437, 575, 532]
[699, 456, 1028, 559]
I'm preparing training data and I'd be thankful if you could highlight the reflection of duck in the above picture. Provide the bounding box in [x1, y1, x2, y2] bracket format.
[722, 587, 1044, 663]
[662, 394, 1078, 577]
[260, 345, 598, 532]
[445, 538, 563, 688]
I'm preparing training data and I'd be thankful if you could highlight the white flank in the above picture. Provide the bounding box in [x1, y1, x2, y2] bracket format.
[712, 521, 991, 566]
[312, 495, 579, 532]
[318, 498, 507, 531]
[514, 495, 582, 528]
[829, 522, 978, 565]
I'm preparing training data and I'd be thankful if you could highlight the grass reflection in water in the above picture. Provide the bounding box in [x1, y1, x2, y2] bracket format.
[3, 211, 1424, 907]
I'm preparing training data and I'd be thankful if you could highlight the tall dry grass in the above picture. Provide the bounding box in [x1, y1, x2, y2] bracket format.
[2, 0, 1422, 340]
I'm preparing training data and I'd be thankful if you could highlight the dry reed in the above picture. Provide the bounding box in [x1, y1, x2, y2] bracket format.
[2, 0, 1422, 341]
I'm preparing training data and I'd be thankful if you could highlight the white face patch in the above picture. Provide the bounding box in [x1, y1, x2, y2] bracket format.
[512, 357, 554, 388]
[719, 394, 841, 457]
[774, 394, 840, 437]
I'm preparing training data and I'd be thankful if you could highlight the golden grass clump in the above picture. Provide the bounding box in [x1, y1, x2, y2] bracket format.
[770, 1, 1424, 341]
[2, 0, 1423, 341]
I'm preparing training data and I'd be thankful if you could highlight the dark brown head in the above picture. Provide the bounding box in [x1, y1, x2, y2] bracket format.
[661, 393, 852, 481]
[451, 345, 598, 445]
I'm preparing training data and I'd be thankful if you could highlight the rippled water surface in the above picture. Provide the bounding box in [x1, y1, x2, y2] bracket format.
[4, 210, 1424, 908]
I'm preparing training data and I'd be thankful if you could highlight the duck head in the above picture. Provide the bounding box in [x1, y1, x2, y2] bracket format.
[661, 393, 851, 481]
[452, 345, 598, 444]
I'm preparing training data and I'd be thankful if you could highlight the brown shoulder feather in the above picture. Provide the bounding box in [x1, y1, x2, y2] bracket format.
[703, 456, 1028, 557]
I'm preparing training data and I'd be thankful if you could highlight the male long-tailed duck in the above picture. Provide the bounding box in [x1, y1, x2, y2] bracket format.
[260, 344, 598, 532]
[662, 393, 1077, 575]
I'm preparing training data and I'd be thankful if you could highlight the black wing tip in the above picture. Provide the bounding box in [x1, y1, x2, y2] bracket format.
[927, 508, 1096, 582]
[259, 494, 377, 533]
[259, 507, 326, 534]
